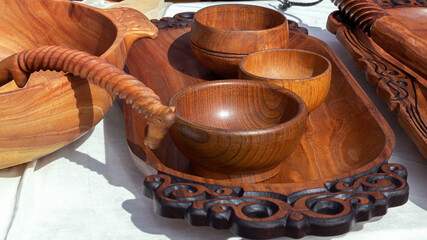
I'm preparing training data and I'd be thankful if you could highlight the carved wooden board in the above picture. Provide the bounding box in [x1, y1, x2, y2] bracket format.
[123, 13, 409, 239]
[327, 0, 427, 158]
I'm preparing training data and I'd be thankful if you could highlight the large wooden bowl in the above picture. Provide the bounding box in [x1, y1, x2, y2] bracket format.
[0, 0, 159, 169]
[168, 80, 307, 181]
[239, 49, 332, 112]
[190, 4, 288, 78]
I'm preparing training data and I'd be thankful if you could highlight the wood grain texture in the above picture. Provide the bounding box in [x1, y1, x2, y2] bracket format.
[331, 0, 427, 80]
[0, 0, 158, 169]
[122, 15, 407, 238]
[190, 4, 288, 77]
[0, 45, 175, 149]
[168, 80, 307, 181]
[327, 0, 427, 157]
[239, 49, 332, 112]
[125, 17, 395, 187]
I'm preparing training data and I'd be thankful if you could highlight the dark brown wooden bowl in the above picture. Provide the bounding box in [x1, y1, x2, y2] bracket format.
[190, 4, 288, 78]
[239, 49, 332, 112]
[167, 80, 308, 182]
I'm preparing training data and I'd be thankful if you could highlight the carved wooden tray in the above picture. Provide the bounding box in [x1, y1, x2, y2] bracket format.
[327, 0, 427, 158]
[123, 13, 408, 239]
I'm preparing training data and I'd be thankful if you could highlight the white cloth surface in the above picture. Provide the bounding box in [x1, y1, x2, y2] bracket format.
[1, 1, 426, 240]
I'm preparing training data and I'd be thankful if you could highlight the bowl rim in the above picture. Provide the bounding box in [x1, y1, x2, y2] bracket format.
[239, 48, 332, 82]
[167, 79, 308, 135]
[0, 0, 120, 95]
[192, 4, 288, 33]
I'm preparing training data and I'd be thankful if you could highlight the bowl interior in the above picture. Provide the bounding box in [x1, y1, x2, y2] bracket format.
[195, 5, 285, 31]
[169, 81, 302, 130]
[0, 0, 117, 92]
[241, 49, 330, 80]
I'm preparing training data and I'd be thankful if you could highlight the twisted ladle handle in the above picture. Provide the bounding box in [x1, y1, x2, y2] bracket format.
[0, 45, 175, 149]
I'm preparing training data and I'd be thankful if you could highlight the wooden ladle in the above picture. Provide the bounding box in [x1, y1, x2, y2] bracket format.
[0, 45, 176, 149]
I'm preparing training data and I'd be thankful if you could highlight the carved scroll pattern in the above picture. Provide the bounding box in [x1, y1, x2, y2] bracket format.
[144, 163, 408, 239]
[151, 12, 194, 30]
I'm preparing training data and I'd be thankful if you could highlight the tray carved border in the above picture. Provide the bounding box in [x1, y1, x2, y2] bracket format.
[144, 163, 408, 239]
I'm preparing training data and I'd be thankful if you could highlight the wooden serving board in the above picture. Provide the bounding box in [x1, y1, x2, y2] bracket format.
[123, 13, 408, 239]
[327, 0, 427, 158]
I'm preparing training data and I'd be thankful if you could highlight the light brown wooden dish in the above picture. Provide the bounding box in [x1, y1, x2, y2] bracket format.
[123, 14, 408, 239]
[190, 4, 288, 78]
[239, 49, 332, 112]
[0, 0, 158, 169]
[327, 0, 427, 158]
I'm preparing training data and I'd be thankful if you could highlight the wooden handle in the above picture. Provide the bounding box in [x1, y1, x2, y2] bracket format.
[332, 0, 427, 80]
[0, 45, 175, 149]
[102, 7, 159, 51]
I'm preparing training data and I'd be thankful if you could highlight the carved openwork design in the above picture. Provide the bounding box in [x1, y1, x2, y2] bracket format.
[144, 163, 408, 239]
[152, 12, 194, 30]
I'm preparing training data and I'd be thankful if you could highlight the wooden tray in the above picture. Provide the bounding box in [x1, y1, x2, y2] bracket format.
[123, 13, 408, 239]
[327, 0, 427, 158]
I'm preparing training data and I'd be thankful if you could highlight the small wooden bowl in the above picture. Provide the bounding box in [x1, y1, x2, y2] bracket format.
[190, 4, 288, 78]
[239, 49, 332, 112]
[167, 80, 307, 181]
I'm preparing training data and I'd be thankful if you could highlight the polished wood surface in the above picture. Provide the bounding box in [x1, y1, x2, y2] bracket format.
[327, 0, 427, 158]
[0, 0, 158, 169]
[190, 4, 288, 77]
[125, 21, 394, 188]
[239, 49, 331, 112]
[331, 0, 427, 80]
[168, 80, 307, 181]
[0, 45, 174, 150]
[124, 17, 407, 238]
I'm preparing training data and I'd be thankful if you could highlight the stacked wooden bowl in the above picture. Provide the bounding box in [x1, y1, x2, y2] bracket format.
[190, 4, 289, 78]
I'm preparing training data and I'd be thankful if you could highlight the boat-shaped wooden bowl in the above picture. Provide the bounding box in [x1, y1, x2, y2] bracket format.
[0, 0, 158, 169]
[124, 14, 409, 239]
[327, 0, 427, 158]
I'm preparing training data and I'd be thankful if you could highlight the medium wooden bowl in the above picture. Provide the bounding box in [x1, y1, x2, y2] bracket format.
[239, 49, 332, 112]
[0, 0, 159, 169]
[190, 4, 288, 78]
[167, 80, 308, 181]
